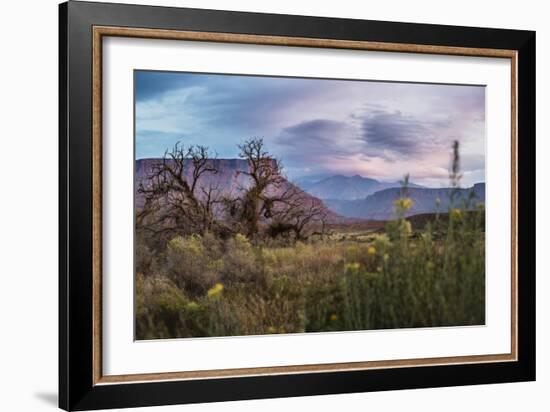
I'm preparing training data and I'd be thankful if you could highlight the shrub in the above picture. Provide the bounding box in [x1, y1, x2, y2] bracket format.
[164, 235, 220, 297]
[136, 202, 485, 338]
[221, 233, 260, 285]
[136, 274, 193, 339]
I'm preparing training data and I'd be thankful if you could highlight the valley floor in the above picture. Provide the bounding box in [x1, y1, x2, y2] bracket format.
[136, 210, 485, 340]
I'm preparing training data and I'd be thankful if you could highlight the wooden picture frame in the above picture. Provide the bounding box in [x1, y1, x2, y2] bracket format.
[59, 1, 535, 410]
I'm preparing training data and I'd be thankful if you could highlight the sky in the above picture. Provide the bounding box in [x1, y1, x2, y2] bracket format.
[135, 70, 485, 188]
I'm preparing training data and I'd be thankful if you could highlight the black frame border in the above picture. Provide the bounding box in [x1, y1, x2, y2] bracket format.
[59, 1, 535, 410]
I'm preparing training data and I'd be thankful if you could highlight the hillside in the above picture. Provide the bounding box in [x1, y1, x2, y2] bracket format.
[136, 159, 485, 222]
[300, 174, 424, 201]
[324, 183, 485, 220]
[135, 158, 346, 223]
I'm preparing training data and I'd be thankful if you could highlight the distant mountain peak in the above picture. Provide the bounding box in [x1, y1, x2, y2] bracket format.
[302, 174, 422, 201]
[324, 183, 485, 220]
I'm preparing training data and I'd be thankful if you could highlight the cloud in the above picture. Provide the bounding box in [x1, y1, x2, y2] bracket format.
[359, 109, 451, 158]
[135, 73, 323, 144]
[135, 71, 486, 187]
[135, 130, 189, 159]
[135, 70, 204, 101]
[277, 119, 361, 157]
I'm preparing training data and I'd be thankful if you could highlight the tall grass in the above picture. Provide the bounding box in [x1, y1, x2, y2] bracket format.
[136, 203, 485, 339]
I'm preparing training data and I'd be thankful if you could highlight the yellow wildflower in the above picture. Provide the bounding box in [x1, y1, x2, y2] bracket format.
[186, 301, 199, 310]
[207, 283, 224, 298]
[344, 262, 360, 272]
[394, 198, 413, 211]
[329, 314, 338, 322]
[383, 253, 389, 262]
[450, 208, 462, 219]
[367, 246, 376, 255]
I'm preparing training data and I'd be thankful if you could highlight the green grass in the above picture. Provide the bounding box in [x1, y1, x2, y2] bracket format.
[135, 205, 485, 339]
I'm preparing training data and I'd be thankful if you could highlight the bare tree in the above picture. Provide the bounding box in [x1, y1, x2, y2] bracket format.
[266, 186, 329, 241]
[137, 142, 227, 238]
[137, 138, 329, 243]
[234, 138, 328, 240]
[234, 138, 284, 238]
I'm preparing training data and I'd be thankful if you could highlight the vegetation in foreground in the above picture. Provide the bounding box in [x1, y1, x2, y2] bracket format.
[135, 140, 485, 339]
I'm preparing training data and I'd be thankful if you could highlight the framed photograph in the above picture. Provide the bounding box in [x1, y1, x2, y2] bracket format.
[59, 1, 535, 410]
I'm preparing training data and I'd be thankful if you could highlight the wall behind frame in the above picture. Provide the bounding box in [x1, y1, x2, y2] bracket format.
[0, 0, 546, 411]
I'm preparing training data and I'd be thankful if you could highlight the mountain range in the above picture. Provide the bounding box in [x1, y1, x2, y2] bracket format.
[296, 174, 424, 200]
[136, 158, 485, 222]
[323, 183, 485, 220]
[296, 174, 485, 220]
